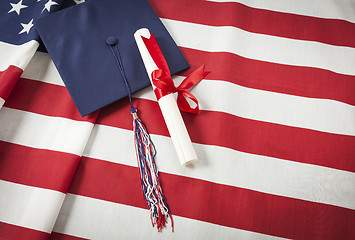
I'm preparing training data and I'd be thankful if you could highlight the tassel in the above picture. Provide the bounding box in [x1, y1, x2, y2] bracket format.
[106, 36, 172, 231]
[132, 108, 173, 232]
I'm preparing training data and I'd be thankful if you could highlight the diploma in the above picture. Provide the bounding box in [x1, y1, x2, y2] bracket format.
[134, 28, 199, 166]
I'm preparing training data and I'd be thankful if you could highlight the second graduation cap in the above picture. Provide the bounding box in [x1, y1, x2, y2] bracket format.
[35, 0, 189, 116]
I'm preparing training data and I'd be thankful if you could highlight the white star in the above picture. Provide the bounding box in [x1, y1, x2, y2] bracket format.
[8, 0, 28, 15]
[42, 0, 58, 13]
[74, 0, 85, 4]
[19, 19, 34, 34]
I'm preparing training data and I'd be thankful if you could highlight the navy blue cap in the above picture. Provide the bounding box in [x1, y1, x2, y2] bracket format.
[35, 0, 189, 116]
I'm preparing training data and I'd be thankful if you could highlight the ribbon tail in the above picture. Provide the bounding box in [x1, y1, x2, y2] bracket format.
[178, 64, 211, 90]
[177, 91, 200, 114]
[142, 34, 171, 74]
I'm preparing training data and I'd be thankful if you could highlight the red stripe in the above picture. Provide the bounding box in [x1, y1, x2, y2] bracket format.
[68, 157, 355, 240]
[4, 78, 98, 123]
[97, 98, 355, 173]
[179, 47, 355, 106]
[0, 141, 80, 193]
[0, 66, 23, 101]
[49, 232, 88, 240]
[149, 0, 355, 48]
[0, 221, 49, 240]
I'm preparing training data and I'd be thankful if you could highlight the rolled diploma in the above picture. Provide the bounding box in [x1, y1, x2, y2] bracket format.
[134, 28, 197, 166]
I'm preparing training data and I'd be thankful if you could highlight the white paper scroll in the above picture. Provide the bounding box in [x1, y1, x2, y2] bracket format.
[134, 28, 198, 166]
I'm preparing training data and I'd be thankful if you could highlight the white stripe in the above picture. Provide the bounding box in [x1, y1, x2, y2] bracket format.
[208, 0, 355, 23]
[0, 107, 93, 155]
[0, 180, 65, 233]
[161, 19, 355, 76]
[84, 125, 355, 210]
[0, 97, 4, 109]
[21, 51, 65, 86]
[0, 41, 39, 71]
[53, 194, 286, 240]
[134, 77, 355, 136]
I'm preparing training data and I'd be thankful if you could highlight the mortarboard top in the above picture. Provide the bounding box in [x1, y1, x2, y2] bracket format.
[35, 0, 189, 117]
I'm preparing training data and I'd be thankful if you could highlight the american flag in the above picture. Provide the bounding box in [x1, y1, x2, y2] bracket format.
[1, 0, 355, 239]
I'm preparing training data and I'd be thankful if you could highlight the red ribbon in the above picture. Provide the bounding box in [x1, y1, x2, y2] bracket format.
[142, 34, 210, 114]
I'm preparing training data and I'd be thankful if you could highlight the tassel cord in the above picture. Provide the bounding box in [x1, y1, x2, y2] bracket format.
[108, 42, 136, 113]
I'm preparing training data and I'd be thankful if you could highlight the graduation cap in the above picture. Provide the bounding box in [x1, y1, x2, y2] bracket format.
[35, 0, 189, 117]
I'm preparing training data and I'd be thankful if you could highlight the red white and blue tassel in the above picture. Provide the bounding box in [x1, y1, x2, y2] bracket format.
[132, 109, 173, 231]
[106, 36, 172, 232]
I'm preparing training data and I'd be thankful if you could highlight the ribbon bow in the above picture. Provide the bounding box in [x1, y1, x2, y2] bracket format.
[152, 65, 209, 114]
[142, 34, 210, 114]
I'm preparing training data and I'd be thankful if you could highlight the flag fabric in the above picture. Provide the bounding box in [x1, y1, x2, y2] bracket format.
[0, 1, 97, 238]
[0, 0, 64, 109]
[1, 0, 355, 239]
[0, 52, 99, 239]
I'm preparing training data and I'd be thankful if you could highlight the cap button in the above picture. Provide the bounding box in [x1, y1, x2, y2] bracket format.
[106, 36, 118, 46]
